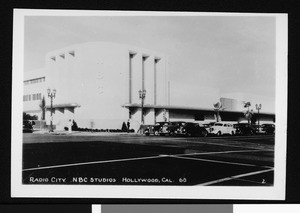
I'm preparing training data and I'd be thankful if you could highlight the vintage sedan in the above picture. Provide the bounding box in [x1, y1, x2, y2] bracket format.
[144, 122, 169, 136]
[260, 123, 275, 134]
[234, 123, 256, 135]
[23, 120, 33, 133]
[175, 122, 208, 137]
[210, 122, 236, 136]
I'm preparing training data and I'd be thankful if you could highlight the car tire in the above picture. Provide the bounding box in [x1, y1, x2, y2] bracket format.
[231, 131, 235, 136]
[154, 131, 159, 136]
[217, 131, 222, 136]
[202, 131, 208, 137]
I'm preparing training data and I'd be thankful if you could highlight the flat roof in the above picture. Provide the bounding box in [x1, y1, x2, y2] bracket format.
[45, 103, 80, 109]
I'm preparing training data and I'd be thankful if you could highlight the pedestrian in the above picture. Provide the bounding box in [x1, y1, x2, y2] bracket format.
[72, 119, 78, 131]
[127, 119, 130, 133]
[68, 119, 73, 133]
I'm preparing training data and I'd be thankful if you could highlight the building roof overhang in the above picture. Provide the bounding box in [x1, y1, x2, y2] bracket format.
[122, 103, 275, 117]
[45, 103, 80, 109]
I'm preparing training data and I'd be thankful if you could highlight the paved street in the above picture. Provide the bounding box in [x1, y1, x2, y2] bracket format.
[23, 133, 274, 186]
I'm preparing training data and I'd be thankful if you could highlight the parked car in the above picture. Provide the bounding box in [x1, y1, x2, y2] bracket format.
[260, 123, 275, 134]
[201, 122, 216, 134]
[210, 122, 236, 136]
[144, 122, 169, 136]
[158, 121, 181, 136]
[175, 122, 208, 137]
[23, 120, 33, 133]
[234, 123, 256, 135]
[251, 124, 261, 134]
[144, 124, 155, 136]
[154, 121, 187, 136]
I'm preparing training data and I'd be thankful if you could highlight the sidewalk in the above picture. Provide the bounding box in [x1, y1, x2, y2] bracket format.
[32, 129, 140, 136]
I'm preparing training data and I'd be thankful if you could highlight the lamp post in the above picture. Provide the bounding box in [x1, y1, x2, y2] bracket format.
[47, 88, 56, 132]
[138, 89, 146, 124]
[256, 104, 262, 126]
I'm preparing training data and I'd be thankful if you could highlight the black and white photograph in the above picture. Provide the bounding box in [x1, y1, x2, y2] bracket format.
[12, 9, 287, 199]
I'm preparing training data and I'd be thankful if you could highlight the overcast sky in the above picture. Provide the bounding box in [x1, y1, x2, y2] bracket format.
[24, 13, 276, 103]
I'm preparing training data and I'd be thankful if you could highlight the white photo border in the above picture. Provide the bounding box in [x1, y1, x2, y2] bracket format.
[11, 9, 288, 200]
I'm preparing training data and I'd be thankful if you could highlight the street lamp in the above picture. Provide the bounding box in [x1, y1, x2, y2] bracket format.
[138, 89, 146, 124]
[256, 104, 262, 126]
[47, 88, 56, 132]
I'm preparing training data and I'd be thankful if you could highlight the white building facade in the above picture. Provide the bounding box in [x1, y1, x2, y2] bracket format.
[24, 42, 169, 131]
[23, 42, 275, 131]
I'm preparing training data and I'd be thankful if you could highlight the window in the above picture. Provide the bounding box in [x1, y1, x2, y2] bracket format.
[32, 93, 42, 101]
[24, 93, 41, 102]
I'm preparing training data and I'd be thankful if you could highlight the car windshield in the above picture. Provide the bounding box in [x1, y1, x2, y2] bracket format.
[23, 120, 31, 125]
[156, 122, 168, 126]
[171, 122, 185, 126]
[262, 124, 274, 128]
[214, 123, 223, 126]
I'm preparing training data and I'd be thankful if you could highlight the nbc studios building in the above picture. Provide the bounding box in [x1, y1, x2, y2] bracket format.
[23, 42, 275, 132]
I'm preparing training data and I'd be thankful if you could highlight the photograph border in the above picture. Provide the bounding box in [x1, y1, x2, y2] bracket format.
[11, 9, 288, 200]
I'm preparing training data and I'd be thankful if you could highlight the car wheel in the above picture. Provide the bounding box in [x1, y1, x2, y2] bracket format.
[217, 131, 222, 136]
[231, 131, 235, 136]
[145, 133, 150, 136]
[154, 131, 159, 136]
[169, 131, 175, 136]
[202, 131, 208, 137]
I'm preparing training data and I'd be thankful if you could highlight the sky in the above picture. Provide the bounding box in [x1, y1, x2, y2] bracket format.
[24, 12, 276, 110]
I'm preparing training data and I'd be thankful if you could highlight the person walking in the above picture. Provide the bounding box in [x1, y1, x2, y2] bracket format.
[127, 119, 130, 133]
